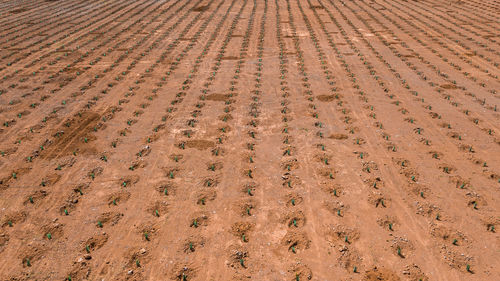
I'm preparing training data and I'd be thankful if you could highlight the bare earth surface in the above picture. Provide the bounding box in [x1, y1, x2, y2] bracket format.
[0, 0, 499, 280]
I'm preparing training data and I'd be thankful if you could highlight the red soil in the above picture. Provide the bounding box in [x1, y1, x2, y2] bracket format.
[0, 0, 499, 280]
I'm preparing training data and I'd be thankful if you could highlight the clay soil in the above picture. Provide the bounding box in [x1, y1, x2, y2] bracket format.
[0, 0, 499, 280]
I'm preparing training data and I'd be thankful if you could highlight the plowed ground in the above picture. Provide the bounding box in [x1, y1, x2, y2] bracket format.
[0, 0, 499, 280]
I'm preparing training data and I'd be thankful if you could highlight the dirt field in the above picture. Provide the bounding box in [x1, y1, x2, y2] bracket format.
[0, 0, 498, 280]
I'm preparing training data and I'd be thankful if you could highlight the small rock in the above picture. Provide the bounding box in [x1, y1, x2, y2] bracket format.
[127, 270, 134, 275]
[84, 254, 92, 260]
[139, 248, 146, 254]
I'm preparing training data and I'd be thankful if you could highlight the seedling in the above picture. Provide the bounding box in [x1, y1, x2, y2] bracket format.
[97, 221, 103, 228]
[29, 197, 34, 203]
[397, 247, 403, 257]
[200, 198, 205, 205]
[291, 199, 295, 206]
[388, 223, 393, 231]
[46, 233, 52, 239]
[86, 245, 90, 253]
[452, 239, 458, 245]
[144, 232, 150, 241]
[64, 209, 69, 216]
[136, 259, 140, 267]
